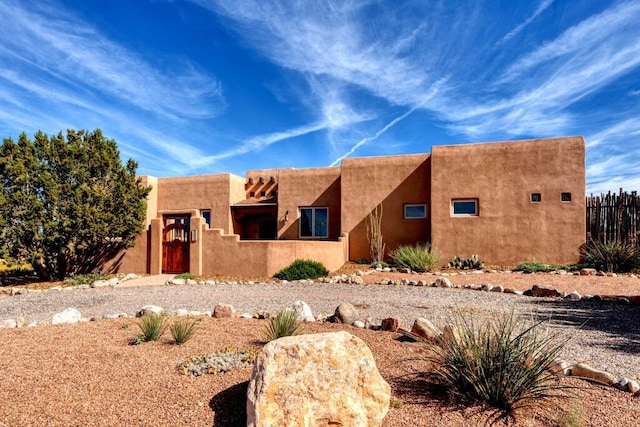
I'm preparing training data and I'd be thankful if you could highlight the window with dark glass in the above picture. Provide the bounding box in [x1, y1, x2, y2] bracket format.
[531, 193, 541, 202]
[561, 192, 572, 202]
[201, 210, 211, 226]
[404, 204, 427, 219]
[299, 207, 329, 238]
[451, 199, 478, 216]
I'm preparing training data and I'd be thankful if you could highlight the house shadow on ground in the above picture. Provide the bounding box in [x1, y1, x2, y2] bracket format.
[518, 298, 640, 356]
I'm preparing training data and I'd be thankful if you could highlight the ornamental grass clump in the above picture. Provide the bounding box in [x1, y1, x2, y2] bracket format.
[425, 311, 570, 419]
[169, 318, 197, 345]
[134, 313, 167, 343]
[273, 259, 329, 281]
[390, 243, 439, 272]
[264, 309, 304, 341]
[579, 239, 640, 273]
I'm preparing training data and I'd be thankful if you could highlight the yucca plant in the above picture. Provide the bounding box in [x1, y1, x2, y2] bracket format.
[170, 318, 197, 345]
[136, 313, 167, 342]
[390, 243, 439, 272]
[424, 311, 570, 419]
[580, 239, 640, 273]
[264, 309, 304, 341]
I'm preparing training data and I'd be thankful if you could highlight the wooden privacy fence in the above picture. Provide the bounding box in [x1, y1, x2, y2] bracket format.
[586, 190, 640, 246]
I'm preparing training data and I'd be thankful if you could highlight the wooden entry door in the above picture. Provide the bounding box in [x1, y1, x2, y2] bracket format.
[162, 220, 190, 273]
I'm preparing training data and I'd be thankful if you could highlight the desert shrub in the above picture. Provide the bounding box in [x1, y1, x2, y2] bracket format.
[424, 311, 569, 418]
[273, 259, 329, 281]
[580, 239, 640, 273]
[173, 272, 196, 280]
[179, 347, 259, 376]
[63, 272, 109, 286]
[371, 261, 389, 269]
[264, 309, 304, 341]
[355, 257, 370, 265]
[390, 243, 439, 272]
[448, 254, 484, 270]
[514, 261, 578, 273]
[170, 318, 197, 345]
[134, 313, 167, 343]
[367, 204, 386, 263]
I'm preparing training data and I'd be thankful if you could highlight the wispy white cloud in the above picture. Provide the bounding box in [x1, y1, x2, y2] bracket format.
[497, 0, 554, 45]
[0, 0, 225, 121]
[329, 105, 421, 166]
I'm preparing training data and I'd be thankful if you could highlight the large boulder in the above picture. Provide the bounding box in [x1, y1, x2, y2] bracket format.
[246, 331, 390, 427]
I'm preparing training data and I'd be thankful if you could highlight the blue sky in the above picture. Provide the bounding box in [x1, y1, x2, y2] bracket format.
[1, 0, 639, 194]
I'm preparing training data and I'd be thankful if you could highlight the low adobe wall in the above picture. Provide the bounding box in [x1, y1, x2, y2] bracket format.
[200, 228, 349, 277]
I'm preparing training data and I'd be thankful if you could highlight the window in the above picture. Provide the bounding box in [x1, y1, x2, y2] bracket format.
[299, 207, 329, 238]
[260, 191, 266, 197]
[452, 199, 478, 216]
[404, 204, 427, 219]
[561, 192, 572, 202]
[531, 193, 541, 203]
[201, 210, 211, 226]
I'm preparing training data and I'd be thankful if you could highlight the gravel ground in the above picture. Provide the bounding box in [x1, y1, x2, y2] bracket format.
[1, 279, 639, 381]
[1, 276, 640, 426]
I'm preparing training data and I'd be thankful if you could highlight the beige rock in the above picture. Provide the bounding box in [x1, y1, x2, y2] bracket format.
[246, 331, 390, 427]
[627, 379, 640, 394]
[410, 318, 441, 341]
[579, 268, 597, 276]
[549, 360, 572, 376]
[571, 363, 617, 386]
[213, 303, 236, 318]
[434, 277, 452, 288]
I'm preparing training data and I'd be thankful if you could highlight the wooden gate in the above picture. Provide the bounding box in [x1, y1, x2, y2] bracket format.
[162, 220, 190, 274]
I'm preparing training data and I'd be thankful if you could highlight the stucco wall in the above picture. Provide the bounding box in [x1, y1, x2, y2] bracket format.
[156, 174, 244, 234]
[430, 137, 586, 267]
[340, 154, 431, 261]
[200, 227, 348, 276]
[246, 167, 343, 240]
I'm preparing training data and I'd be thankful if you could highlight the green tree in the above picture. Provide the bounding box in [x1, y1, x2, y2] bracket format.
[0, 129, 151, 280]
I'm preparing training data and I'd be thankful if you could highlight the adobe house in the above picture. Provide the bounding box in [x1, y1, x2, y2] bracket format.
[113, 136, 585, 276]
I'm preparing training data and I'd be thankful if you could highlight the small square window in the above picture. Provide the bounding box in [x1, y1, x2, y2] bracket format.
[531, 193, 541, 203]
[260, 191, 266, 197]
[452, 199, 478, 216]
[404, 204, 427, 219]
[561, 192, 572, 202]
[270, 190, 278, 197]
[249, 191, 255, 197]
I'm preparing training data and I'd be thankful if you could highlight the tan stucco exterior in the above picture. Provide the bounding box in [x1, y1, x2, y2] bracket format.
[430, 137, 586, 266]
[113, 136, 586, 276]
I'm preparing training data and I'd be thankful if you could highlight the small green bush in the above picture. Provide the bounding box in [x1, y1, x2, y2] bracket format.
[580, 239, 640, 273]
[355, 257, 370, 265]
[448, 254, 484, 270]
[264, 309, 304, 341]
[390, 243, 439, 272]
[425, 311, 569, 418]
[513, 261, 578, 273]
[173, 272, 196, 280]
[63, 272, 109, 286]
[273, 259, 329, 281]
[134, 313, 167, 343]
[170, 318, 197, 345]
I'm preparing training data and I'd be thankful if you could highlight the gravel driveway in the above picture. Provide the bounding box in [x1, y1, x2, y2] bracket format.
[1, 281, 639, 381]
